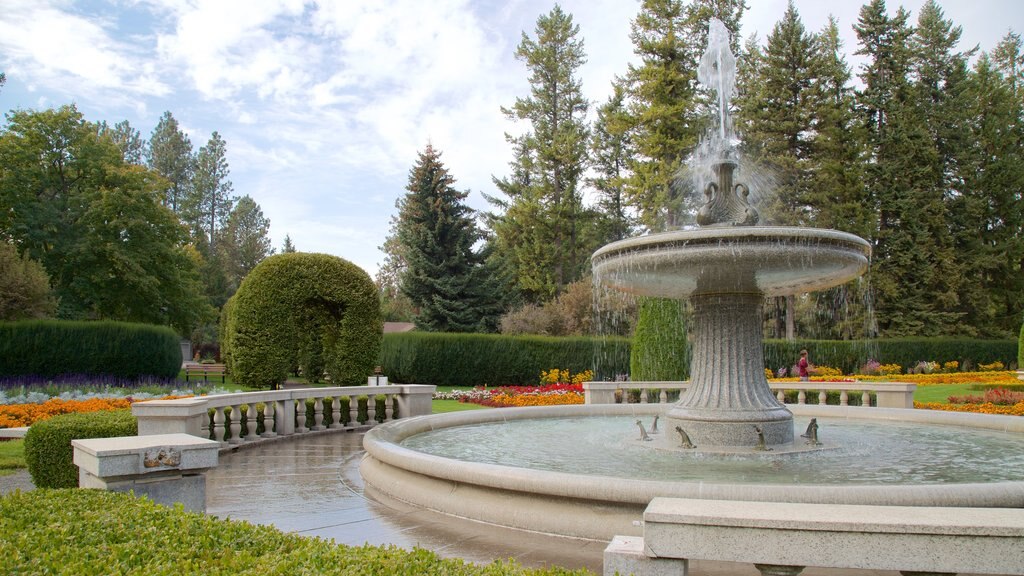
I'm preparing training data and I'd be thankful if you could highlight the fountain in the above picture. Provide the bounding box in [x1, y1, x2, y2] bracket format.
[360, 19, 1024, 544]
[591, 18, 870, 450]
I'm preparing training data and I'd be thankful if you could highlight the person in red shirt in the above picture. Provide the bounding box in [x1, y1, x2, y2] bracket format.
[798, 349, 810, 382]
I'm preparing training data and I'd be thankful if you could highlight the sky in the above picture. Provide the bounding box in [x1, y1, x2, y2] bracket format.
[0, 0, 1021, 278]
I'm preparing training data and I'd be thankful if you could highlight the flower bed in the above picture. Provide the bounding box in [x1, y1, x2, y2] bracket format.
[0, 395, 191, 428]
[914, 400, 1024, 416]
[436, 383, 585, 408]
[768, 371, 1021, 387]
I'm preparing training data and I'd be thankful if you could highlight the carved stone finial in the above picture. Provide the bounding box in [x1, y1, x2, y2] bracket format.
[695, 153, 759, 227]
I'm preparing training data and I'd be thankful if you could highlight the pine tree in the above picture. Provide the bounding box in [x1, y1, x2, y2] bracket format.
[488, 5, 592, 302]
[399, 144, 500, 332]
[221, 195, 274, 291]
[147, 111, 194, 213]
[188, 131, 236, 252]
[281, 234, 296, 253]
[588, 80, 635, 243]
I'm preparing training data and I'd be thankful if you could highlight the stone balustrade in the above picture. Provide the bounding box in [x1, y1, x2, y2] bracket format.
[583, 380, 916, 409]
[605, 497, 1024, 576]
[132, 385, 436, 446]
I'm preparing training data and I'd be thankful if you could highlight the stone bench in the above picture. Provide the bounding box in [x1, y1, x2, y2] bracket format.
[605, 497, 1024, 576]
[72, 433, 220, 513]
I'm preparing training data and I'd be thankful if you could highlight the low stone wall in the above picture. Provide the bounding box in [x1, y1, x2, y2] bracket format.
[606, 497, 1024, 576]
[583, 380, 916, 409]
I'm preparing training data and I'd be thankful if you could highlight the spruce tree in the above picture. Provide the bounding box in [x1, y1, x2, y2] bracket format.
[589, 81, 635, 243]
[399, 144, 499, 332]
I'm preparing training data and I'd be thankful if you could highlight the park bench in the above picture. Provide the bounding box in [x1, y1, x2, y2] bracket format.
[184, 363, 227, 383]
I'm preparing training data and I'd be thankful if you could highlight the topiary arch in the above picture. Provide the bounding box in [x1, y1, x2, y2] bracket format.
[224, 253, 382, 389]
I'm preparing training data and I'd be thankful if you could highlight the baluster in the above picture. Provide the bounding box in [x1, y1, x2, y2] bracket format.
[777, 390, 785, 403]
[329, 397, 343, 429]
[244, 403, 260, 441]
[818, 391, 827, 405]
[367, 395, 377, 424]
[262, 401, 277, 438]
[349, 395, 359, 426]
[312, 398, 325, 430]
[640, 389, 649, 404]
[228, 405, 242, 444]
[840, 391, 849, 406]
[861, 391, 870, 407]
[797, 390, 806, 405]
[659, 390, 668, 404]
[384, 394, 394, 422]
[295, 399, 308, 433]
[213, 407, 226, 444]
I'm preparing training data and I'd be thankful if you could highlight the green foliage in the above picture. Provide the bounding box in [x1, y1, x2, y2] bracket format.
[380, 332, 630, 386]
[0, 439, 25, 472]
[488, 6, 595, 302]
[397, 145, 501, 332]
[630, 298, 688, 380]
[23, 410, 137, 488]
[0, 319, 182, 379]
[0, 105, 214, 334]
[226, 253, 382, 389]
[0, 242, 56, 320]
[763, 338, 1018, 375]
[0, 489, 589, 575]
[1018, 320, 1024, 369]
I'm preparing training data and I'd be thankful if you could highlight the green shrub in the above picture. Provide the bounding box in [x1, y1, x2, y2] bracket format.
[1018, 319, 1023, 371]
[23, 409, 137, 488]
[0, 319, 181, 379]
[763, 338, 1017, 375]
[225, 253, 381, 389]
[380, 332, 630, 386]
[0, 489, 589, 575]
[630, 297, 689, 380]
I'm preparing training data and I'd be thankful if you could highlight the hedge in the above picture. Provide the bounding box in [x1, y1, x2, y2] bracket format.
[630, 297, 688, 381]
[225, 253, 382, 389]
[23, 409, 137, 488]
[380, 333, 1017, 385]
[380, 332, 630, 386]
[0, 490, 589, 575]
[0, 319, 181, 379]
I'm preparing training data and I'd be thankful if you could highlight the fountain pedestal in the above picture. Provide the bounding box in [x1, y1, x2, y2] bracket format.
[667, 292, 793, 446]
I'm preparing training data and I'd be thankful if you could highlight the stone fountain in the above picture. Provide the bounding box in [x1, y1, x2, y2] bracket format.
[360, 18, 1024, 548]
[592, 19, 869, 449]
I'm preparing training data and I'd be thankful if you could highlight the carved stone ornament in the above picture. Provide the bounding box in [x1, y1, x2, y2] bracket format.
[143, 447, 182, 469]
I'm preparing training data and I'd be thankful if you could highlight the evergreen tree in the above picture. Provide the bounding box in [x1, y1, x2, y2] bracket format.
[281, 234, 296, 253]
[221, 195, 274, 292]
[100, 120, 145, 165]
[489, 5, 592, 302]
[589, 81, 636, 243]
[623, 0, 745, 230]
[188, 131, 235, 252]
[992, 31, 1023, 98]
[147, 111, 194, 213]
[399, 144, 500, 332]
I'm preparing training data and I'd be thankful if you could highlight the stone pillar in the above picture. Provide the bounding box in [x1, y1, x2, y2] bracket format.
[667, 292, 793, 446]
[72, 433, 219, 513]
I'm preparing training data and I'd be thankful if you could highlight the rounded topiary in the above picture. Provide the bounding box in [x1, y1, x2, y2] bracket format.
[630, 297, 689, 381]
[24, 410, 138, 488]
[227, 253, 382, 389]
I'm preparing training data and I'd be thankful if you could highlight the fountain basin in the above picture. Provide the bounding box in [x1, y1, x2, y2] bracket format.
[591, 226, 871, 298]
[361, 404, 1024, 541]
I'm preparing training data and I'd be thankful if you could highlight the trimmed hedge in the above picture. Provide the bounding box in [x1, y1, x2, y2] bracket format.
[0, 319, 181, 379]
[0, 489, 589, 575]
[224, 253, 382, 389]
[630, 297, 688, 381]
[381, 333, 1017, 385]
[23, 409, 137, 488]
[763, 338, 1018, 375]
[380, 332, 630, 386]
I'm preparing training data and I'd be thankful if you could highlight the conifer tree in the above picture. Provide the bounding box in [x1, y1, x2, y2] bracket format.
[589, 81, 635, 243]
[147, 111, 194, 213]
[399, 144, 500, 332]
[488, 5, 592, 302]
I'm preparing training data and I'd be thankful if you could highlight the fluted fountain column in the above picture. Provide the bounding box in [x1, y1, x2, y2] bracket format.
[666, 290, 794, 447]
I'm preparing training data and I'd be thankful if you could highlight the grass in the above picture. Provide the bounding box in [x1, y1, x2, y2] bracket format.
[913, 383, 977, 404]
[433, 399, 489, 413]
[0, 439, 26, 475]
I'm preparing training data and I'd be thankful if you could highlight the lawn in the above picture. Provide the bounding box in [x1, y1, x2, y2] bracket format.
[433, 399, 489, 413]
[0, 439, 25, 475]
[913, 383, 976, 404]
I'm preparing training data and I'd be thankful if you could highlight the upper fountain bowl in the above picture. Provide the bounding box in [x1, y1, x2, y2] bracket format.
[592, 226, 871, 299]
